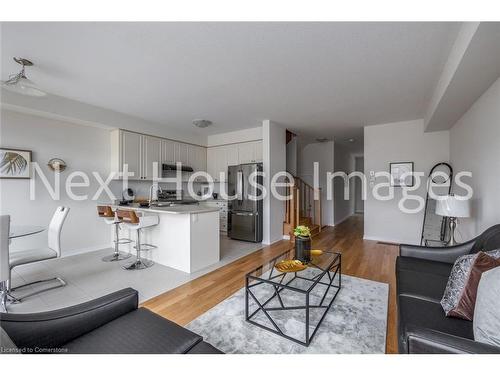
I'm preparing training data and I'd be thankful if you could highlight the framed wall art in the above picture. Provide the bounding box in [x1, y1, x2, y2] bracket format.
[0, 148, 32, 179]
[389, 161, 414, 187]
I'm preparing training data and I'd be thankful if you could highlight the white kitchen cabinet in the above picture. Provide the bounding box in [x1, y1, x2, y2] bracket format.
[114, 131, 161, 181]
[198, 146, 207, 172]
[175, 142, 189, 167]
[210, 144, 237, 182]
[185, 144, 204, 182]
[206, 147, 217, 180]
[120, 131, 142, 180]
[203, 200, 228, 233]
[207, 146, 228, 182]
[188, 145, 207, 175]
[143, 135, 162, 180]
[237, 142, 254, 164]
[216, 148, 228, 182]
[238, 141, 263, 164]
[206, 141, 262, 182]
[253, 141, 263, 162]
[162, 141, 208, 181]
[161, 139, 176, 164]
[112, 130, 203, 181]
[225, 144, 239, 167]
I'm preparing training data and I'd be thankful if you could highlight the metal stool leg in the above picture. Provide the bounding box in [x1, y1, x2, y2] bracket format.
[0, 281, 7, 313]
[123, 228, 154, 270]
[8, 277, 66, 302]
[102, 222, 132, 262]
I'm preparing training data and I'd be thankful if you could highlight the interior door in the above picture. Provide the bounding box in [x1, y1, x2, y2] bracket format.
[121, 131, 142, 180]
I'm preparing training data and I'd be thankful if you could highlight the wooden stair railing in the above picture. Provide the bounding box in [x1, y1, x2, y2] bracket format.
[284, 176, 322, 240]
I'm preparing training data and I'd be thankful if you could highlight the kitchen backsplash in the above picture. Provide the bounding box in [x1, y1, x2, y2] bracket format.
[109, 180, 228, 200]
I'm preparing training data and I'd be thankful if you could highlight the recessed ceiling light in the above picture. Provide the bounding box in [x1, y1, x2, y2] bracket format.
[348, 138, 355, 143]
[192, 119, 213, 128]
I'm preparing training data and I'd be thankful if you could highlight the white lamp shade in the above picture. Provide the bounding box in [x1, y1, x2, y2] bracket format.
[435, 195, 471, 218]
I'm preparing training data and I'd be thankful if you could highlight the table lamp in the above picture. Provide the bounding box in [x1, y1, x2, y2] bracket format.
[435, 195, 471, 246]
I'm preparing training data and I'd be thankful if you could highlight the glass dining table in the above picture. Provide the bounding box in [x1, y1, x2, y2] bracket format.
[9, 225, 46, 239]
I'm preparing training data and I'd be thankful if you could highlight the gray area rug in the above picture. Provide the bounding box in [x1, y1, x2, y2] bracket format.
[187, 272, 389, 353]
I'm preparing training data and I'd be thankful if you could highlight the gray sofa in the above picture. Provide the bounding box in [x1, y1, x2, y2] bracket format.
[0, 288, 222, 354]
[397, 224, 500, 354]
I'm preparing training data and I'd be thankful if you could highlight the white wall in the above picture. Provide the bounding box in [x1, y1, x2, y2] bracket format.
[450, 77, 500, 240]
[297, 141, 335, 226]
[206, 126, 262, 147]
[262, 120, 286, 244]
[425, 22, 479, 130]
[333, 142, 355, 224]
[364, 119, 450, 244]
[0, 110, 111, 255]
[2, 91, 207, 146]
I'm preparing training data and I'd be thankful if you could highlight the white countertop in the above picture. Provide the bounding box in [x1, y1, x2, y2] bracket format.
[102, 203, 220, 215]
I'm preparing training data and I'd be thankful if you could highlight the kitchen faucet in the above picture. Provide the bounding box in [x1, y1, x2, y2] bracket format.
[149, 184, 163, 206]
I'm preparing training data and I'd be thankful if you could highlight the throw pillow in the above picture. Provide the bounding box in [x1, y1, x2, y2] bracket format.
[441, 249, 500, 317]
[449, 252, 500, 320]
[473, 266, 500, 347]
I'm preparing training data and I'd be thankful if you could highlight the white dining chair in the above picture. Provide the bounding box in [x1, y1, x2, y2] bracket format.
[0, 215, 10, 312]
[7, 206, 70, 303]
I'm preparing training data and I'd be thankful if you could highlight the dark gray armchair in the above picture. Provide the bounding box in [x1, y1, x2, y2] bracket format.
[0, 288, 222, 354]
[397, 224, 500, 354]
[400, 224, 500, 263]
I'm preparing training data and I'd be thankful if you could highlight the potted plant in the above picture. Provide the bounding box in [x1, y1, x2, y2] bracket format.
[294, 225, 311, 263]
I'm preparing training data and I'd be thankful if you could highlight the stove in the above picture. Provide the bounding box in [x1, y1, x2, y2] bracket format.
[157, 190, 199, 205]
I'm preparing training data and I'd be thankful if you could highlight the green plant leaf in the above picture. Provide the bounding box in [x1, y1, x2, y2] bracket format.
[293, 225, 311, 237]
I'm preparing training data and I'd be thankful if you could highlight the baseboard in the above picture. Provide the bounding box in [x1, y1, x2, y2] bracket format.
[282, 234, 290, 240]
[62, 244, 111, 258]
[262, 237, 286, 246]
[362, 235, 403, 245]
[334, 213, 355, 226]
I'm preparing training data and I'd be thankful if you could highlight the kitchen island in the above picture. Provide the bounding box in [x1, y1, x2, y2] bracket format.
[103, 203, 220, 273]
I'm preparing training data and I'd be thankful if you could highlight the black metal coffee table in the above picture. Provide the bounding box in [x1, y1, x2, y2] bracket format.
[245, 248, 341, 346]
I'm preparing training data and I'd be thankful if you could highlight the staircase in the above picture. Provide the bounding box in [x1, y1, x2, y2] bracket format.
[283, 176, 322, 241]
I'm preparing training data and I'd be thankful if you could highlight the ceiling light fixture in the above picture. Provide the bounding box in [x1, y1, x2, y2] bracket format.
[192, 119, 213, 128]
[1, 57, 47, 97]
[348, 138, 355, 143]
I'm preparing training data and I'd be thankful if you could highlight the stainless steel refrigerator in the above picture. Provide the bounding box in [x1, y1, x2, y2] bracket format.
[227, 163, 263, 242]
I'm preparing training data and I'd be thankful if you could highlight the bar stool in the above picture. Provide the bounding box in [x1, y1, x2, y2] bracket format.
[116, 209, 159, 270]
[97, 206, 132, 262]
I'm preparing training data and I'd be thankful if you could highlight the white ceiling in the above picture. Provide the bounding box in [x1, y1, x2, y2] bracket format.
[1, 22, 460, 140]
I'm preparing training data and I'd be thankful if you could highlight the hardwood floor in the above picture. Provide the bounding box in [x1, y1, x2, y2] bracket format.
[142, 215, 400, 353]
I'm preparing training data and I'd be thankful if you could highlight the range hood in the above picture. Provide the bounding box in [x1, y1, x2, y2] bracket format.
[162, 163, 194, 172]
